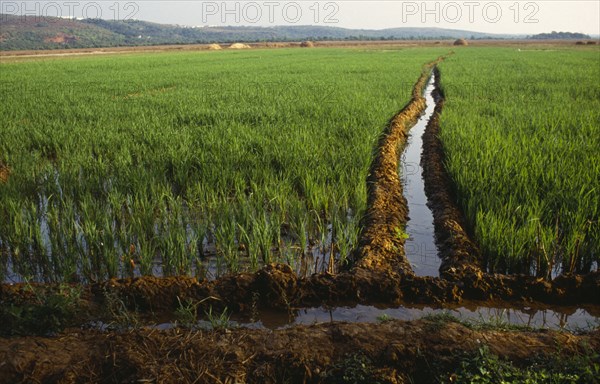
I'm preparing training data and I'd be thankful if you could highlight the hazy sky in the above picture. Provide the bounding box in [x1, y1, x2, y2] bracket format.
[6, 1, 600, 35]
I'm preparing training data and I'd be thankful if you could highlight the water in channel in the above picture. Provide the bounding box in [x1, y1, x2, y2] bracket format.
[401, 74, 440, 276]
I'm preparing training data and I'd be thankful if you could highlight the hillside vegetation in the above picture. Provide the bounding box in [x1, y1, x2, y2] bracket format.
[1, 14, 508, 50]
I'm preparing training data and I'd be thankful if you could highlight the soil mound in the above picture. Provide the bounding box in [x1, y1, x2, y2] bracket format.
[229, 43, 251, 49]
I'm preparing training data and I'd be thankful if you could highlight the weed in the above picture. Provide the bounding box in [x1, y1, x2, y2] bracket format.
[174, 296, 199, 326]
[205, 306, 232, 330]
[447, 345, 600, 383]
[102, 287, 139, 329]
[376, 313, 393, 323]
[322, 353, 382, 384]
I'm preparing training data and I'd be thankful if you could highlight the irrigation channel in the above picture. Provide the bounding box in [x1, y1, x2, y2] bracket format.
[401, 74, 440, 276]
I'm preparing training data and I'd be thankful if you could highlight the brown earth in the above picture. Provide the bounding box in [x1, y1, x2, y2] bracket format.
[2, 265, 599, 328]
[0, 162, 10, 183]
[1, 318, 598, 384]
[44, 33, 77, 44]
[420, 68, 483, 280]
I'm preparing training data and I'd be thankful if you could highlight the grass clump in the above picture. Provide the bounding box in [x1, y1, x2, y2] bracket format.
[322, 353, 382, 384]
[447, 345, 600, 384]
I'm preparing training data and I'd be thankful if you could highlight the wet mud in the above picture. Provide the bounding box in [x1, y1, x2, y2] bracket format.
[419, 67, 483, 280]
[353, 56, 446, 275]
[1, 318, 598, 383]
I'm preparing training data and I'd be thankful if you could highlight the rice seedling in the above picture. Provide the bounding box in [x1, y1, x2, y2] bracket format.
[439, 47, 600, 276]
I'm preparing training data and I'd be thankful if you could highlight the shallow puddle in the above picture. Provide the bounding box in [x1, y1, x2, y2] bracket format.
[401, 74, 440, 276]
[141, 304, 600, 333]
[226, 304, 599, 332]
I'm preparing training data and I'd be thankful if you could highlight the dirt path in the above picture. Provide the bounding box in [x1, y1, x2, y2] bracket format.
[1, 318, 598, 383]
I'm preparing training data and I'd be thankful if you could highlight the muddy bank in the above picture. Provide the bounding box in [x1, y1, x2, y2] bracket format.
[1, 318, 598, 383]
[420, 67, 483, 279]
[353, 56, 446, 275]
[2, 265, 599, 328]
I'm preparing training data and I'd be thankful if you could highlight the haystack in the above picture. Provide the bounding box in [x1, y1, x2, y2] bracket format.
[575, 41, 585, 45]
[207, 43, 222, 50]
[300, 41, 315, 48]
[453, 38, 468, 46]
[586, 41, 597, 45]
[229, 43, 251, 49]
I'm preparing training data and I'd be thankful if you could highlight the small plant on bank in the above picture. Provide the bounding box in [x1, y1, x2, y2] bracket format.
[394, 227, 410, 241]
[322, 353, 382, 384]
[376, 313, 393, 323]
[205, 306, 232, 330]
[102, 287, 139, 329]
[422, 311, 461, 332]
[175, 296, 199, 327]
[466, 311, 536, 332]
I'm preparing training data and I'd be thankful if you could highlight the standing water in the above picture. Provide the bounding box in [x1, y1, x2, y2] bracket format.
[401, 74, 440, 276]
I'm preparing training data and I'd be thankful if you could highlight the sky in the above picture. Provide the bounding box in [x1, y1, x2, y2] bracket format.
[4, 1, 600, 35]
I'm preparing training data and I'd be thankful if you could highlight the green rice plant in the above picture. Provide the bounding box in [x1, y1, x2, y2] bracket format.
[0, 47, 449, 281]
[213, 206, 239, 274]
[439, 47, 600, 275]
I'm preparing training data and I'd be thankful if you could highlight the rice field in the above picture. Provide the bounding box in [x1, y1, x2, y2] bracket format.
[438, 47, 600, 276]
[0, 47, 447, 283]
[1, 45, 598, 284]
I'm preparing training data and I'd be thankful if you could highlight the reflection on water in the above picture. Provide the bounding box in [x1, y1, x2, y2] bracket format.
[401, 74, 440, 276]
[96, 304, 599, 333]
[236, 304, 599, 331]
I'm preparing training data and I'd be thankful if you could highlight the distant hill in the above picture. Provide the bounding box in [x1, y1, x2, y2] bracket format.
[529, 31, 591, 40]
[0, 14, 516, 51]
